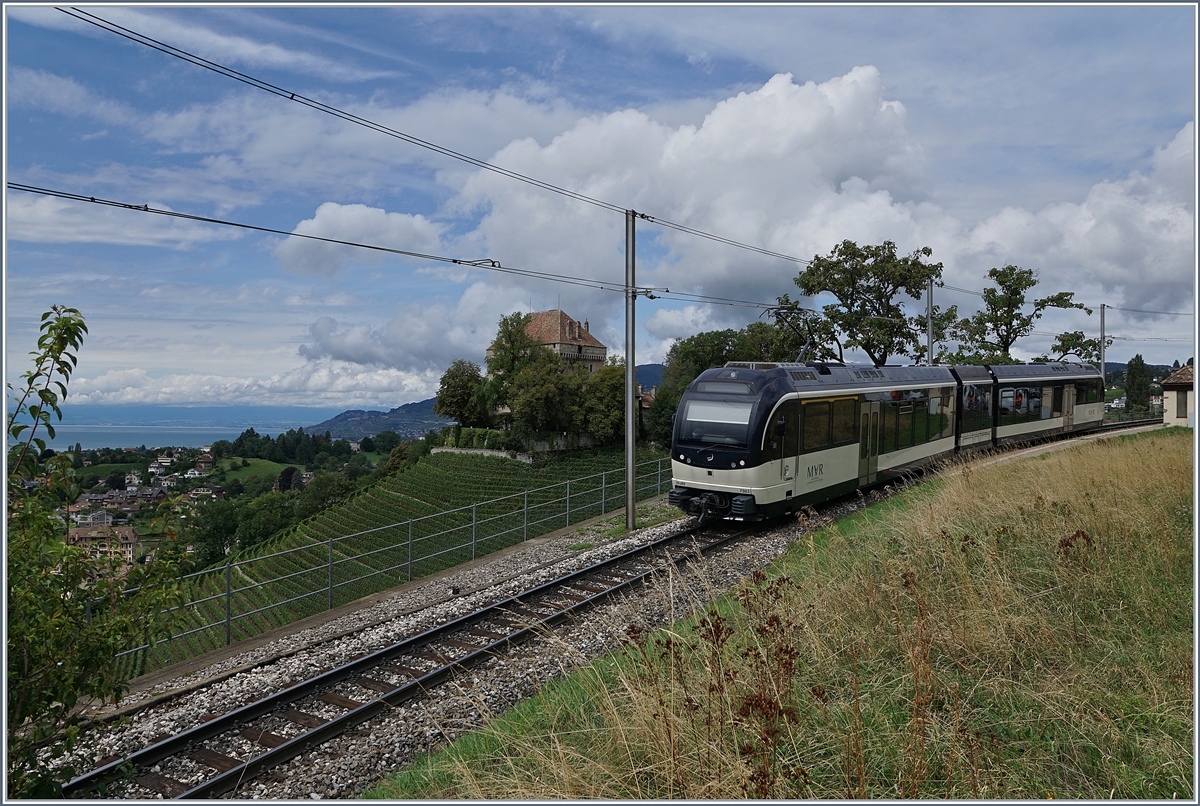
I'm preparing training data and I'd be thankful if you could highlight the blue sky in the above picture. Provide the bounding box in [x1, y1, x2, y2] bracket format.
[5, 4, 1196, 412]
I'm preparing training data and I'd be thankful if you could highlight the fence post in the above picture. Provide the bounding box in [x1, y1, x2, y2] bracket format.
[566, 480, 571, 527]
[225, 563, 232, 646]
[657, 458, 662, 494]
[472, 503, 477, 560]
[407, 519, 413, 582]
[601, 470, 606, 516]
[523, 490, 529, 541]
[327, 535, 334, 611]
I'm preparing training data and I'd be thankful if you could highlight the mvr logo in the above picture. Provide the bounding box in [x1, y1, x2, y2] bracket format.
[806, 463, 823, 479]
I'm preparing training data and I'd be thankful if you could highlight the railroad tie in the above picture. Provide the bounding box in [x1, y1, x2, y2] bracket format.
[551, 591, 589, 603]
[381, 662, 426, 679]
[242, 728, 289, 749]
[410, 649, 452, 663]
[282, 709, 328, 728]
[189, 747, 242, 773]
[137, 772, 189, 798]
[352, 676, 396, 694]
[568, 582, 608, 594]
[440, 638, 481, 651]
[318, 692, 364, 710]
[465, 627, 507, 640]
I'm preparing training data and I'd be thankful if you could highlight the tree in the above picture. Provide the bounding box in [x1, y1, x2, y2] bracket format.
[7, 307, 185, 797]
[508, 350, 587, 435]
[480, 312, 547, 412]
[951, 265, 1088, 363]
[105, 471, 126, 491]
[359, 435, 376, 453]
[1039, 330, 1112, 365]
[373, 430, 401, 454]
[277, 465, 297, 492]
[433, 359, 489, 426]
[1125, 354, 1151, 410]
[186, 498, 240, 569]
[234, 491, 297, 550]
[583, 360, 627, 445]
[794, 240, 943, 366]
[296, 472, 357, 521]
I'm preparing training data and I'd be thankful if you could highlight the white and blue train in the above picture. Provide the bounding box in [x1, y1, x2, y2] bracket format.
[667, 360, 1105, 521]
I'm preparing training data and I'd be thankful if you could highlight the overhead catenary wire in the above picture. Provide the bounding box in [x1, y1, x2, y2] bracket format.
[58, 6, 811, 267]
[8, 182, 797, 311]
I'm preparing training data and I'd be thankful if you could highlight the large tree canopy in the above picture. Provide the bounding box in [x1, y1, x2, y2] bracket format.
[949, 265, 1088, 363]
[433, 359, 489, 427]
[480, 312, 547, 412]
[794, 240, 943, 366]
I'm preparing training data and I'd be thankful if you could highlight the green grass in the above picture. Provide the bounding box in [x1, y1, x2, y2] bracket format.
[368, 428, 1193, 800]
[216, 457, 304, 481]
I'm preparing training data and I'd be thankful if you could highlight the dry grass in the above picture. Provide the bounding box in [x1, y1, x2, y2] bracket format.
[368, 428, 1194, 800]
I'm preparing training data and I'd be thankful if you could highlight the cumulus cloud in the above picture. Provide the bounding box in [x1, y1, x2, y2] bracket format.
[274, 203, 446, 276]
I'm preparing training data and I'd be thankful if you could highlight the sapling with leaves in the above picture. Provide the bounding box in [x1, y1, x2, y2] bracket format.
[7, 306, 187, 798]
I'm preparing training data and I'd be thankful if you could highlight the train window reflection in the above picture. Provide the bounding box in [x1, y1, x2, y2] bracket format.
[680, 400, 753, 447]
[832, 399, 856, 444]
[803, 402, 831, 451]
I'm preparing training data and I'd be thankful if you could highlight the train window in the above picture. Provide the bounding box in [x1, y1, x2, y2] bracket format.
[680, 399, 754, 447]
[1052, 385, 1064, 416]
[695, 381, 754, 395]
[803, 401, 831, 451]
[962, 384, 991, 433]
[897, 404, 914, 449]
[940, 395, 954, 438]
[880, 402, 898, 453]
[832, 399, 856, 444]
[763, 406, 786, 461]
[782, 400, 801, 458]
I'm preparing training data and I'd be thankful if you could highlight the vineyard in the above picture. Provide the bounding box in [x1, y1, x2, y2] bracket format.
[118, 446, 670, 677]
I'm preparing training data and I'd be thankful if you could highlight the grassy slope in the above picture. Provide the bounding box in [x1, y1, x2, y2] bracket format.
[369, 427, 1194, 800]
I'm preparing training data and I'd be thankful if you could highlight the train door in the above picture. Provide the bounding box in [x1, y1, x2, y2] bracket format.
[858, 400, 880, 485]
[780, 399, 801, 485]
[1063, 384, 1075, 428]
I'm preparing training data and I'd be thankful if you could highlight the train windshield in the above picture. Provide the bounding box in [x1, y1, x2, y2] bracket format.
[679, 399, 753, 447]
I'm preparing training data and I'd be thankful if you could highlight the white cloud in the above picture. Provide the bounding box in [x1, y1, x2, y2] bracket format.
[274, 202, 446, 276]
[7, 67, 138, 125]
[5, 193, 243, 248]
[7, 7, 392, 82]
[66, 361, 440, 407]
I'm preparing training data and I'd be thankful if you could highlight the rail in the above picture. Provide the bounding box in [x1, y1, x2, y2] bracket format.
[113, 457, 673, 677]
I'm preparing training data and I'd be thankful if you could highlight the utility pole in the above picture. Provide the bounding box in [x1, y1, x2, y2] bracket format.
[1099, 303, 1106, 381]
[926, 278, 934, 365]
[625, 210, 637, 531]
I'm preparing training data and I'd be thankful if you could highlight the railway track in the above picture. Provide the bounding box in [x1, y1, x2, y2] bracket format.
[64, 518, 759, 799]
[62, 417, 1164, 798]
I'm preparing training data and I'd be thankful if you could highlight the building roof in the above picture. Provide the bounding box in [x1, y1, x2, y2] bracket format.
[1162, 365, 1193, 388]
[525, 310, 606, 350]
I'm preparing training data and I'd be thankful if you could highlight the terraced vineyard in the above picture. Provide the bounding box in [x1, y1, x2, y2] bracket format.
[120, 446, 670, 677]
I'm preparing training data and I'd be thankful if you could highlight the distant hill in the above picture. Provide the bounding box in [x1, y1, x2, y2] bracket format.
[636, 363, 664, 389]
[307, 398, 452, 440]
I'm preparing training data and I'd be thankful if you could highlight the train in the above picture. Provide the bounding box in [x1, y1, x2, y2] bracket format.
[667, 360, 1105, 522]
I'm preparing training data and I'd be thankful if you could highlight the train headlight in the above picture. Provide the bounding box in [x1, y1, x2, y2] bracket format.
[679, 454, 685, 461]
[739, 459, 745, 466]
[730, 462, 737, 468]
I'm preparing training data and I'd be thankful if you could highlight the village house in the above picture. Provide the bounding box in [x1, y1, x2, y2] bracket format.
[1162, 365, 1194, 428]
[195, 453, 214, 471]
[73, 509, 114, 527]
[125, 470, 143, 487]
[67, 525, 138, 565]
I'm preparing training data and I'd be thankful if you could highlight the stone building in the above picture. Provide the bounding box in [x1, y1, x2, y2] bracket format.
[487, 309, 608, 375]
